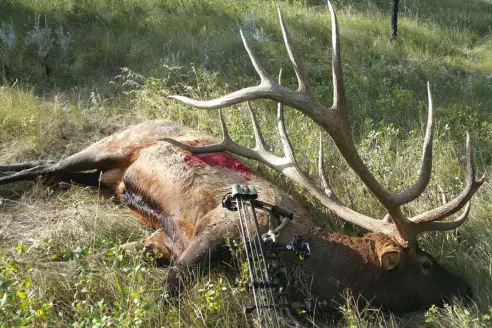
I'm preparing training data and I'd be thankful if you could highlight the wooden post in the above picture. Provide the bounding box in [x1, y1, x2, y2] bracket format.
[391, 0, 400, 39]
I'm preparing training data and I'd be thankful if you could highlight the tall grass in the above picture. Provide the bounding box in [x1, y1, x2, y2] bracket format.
[0, 0, 491, 326]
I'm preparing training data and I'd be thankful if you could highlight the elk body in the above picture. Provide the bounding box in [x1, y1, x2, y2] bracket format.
[0, 119, 475, 312]
[0, 2, 484, 313]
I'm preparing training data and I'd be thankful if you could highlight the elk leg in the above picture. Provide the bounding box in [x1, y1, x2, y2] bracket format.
[0, 149, 124, 186]
[0, 160, 101, 186]
[142, 229, 174, 266]
[53, 171, 105, 187]
[164, 236, 230, 294]
[0, 163, 60, 184]
[119, 229, 174, 267]
[0, 160, 57, 172]
[0, 165, 103, 187]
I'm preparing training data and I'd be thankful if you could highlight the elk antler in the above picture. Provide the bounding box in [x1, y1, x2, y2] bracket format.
[167, 1, 485, 245]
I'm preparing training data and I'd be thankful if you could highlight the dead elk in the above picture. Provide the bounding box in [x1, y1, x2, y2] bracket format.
[0, 1, 485, 313]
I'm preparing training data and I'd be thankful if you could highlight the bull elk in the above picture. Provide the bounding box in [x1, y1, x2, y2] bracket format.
[0, 2, 485, 313]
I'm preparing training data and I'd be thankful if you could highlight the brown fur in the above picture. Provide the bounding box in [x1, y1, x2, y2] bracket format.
[128, 208, 161, 230]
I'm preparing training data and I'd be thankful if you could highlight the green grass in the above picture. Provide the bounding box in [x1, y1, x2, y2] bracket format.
[0, 0, 491, 326]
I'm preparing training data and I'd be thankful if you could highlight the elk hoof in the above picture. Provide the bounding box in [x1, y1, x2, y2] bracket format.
[164, 268, 182, 296]
[119, 241, 142, 251]
[143, 244, 171, 267]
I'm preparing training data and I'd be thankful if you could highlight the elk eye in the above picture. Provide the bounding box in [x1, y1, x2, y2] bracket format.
[421, 260, 432, 275]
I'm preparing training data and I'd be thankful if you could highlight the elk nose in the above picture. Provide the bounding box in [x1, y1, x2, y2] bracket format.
[457, 284, 474, 305]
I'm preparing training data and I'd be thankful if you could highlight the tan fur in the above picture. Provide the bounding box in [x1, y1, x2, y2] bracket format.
[129, 208, 161, 230]
[100, 168, 125, 189]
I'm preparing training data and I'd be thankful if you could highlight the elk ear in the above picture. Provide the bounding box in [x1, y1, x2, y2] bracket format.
[380, 250, 401, 270]
[372, 235, 402, 270]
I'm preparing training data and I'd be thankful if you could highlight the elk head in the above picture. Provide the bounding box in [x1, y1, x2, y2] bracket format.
[166, 2, 485, 310]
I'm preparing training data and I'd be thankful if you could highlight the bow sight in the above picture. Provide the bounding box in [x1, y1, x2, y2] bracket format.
[222, 184, 326, 327]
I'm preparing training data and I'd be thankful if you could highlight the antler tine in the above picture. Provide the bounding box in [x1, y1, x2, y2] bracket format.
[276, 69, 295, 162]
[161, 109, 232, 153]
[160, 109, 261, 161]
[410, 133, 486, 224]
[416, 201, 472, 233]
[277, 103, 296, 161]
[277, 8, 311, 95]
[390, 82, 435, 206]
[247, 102, 269, 153]
[318, 132, 336, 198]
[219, 108, 231, 139]
[162, 130, 268, 164]
[239, 30, 271, 83]
[327, 0, 346, 112]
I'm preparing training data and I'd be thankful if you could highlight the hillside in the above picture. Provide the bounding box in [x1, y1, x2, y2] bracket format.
[0, 0, 491, 326]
